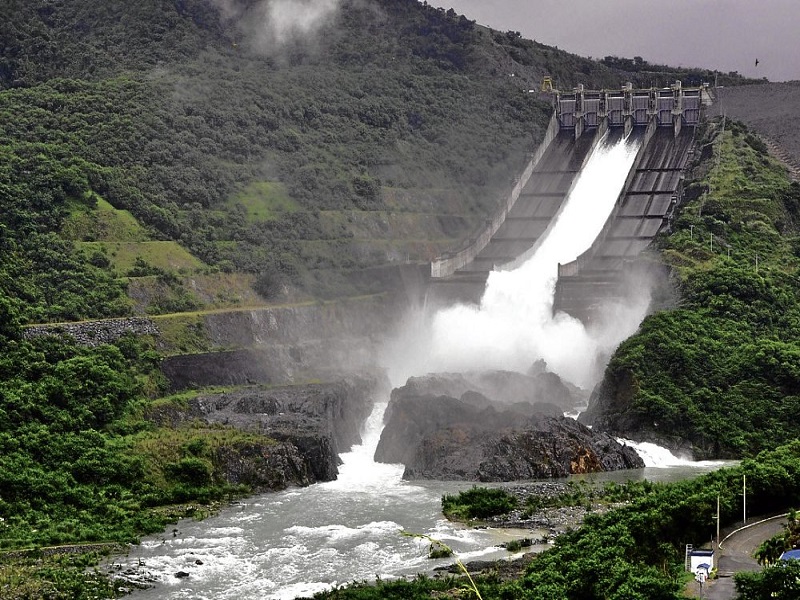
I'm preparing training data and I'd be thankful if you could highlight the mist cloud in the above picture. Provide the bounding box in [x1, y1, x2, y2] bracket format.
[212, 0, 343, 55]
[382, 132, 654, 391]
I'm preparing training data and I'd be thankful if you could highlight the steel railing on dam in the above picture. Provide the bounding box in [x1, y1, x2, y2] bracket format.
[427, 82, 704, 309]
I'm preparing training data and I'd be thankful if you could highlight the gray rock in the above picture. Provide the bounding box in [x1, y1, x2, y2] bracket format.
[376, 374, 643, 481]
[148, 373, 387, 485]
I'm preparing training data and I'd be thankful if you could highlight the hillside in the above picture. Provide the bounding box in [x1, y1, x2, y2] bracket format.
[581, 117, 800, 458]
[0, 0, 759, 316]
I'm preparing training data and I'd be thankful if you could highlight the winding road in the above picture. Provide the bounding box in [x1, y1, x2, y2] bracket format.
[693, 515, 787, 599]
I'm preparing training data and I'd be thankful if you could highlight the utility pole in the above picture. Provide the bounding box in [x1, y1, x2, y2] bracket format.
[717, 494, 721, 546]
[743, 474, 747, 524]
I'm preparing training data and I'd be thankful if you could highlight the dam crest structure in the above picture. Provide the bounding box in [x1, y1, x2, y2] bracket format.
[428, 80, 707, 323]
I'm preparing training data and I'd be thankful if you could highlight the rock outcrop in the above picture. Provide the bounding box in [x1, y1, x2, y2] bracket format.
[388, 369, 586, 416]
[213, 440, 314, 491]
[376, 372, 642, 481]
[148, 373, 387, 484]
[578, 367, 694, 457]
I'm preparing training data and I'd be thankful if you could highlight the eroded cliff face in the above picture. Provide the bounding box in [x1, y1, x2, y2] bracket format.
[375, 371, 643, 481]
[148, 373, 388, 486]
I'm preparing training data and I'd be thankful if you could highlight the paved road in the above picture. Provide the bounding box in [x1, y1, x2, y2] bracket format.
[691, 515, 787, 600]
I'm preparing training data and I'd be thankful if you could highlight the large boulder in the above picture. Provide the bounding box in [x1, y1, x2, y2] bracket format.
[376, 373, 643, 481]
[387, 369, 585, 417]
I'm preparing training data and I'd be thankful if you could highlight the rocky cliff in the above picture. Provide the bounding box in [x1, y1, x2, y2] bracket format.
[148, 373, 387, 484]
[375, 372, 642, 480]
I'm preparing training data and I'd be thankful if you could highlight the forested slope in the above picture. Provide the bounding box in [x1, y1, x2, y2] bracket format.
[1, 0, 754, 310]
[0, 0, 781, 597]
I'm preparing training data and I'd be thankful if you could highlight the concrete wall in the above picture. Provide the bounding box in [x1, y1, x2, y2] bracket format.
[430, 112, 560, 278]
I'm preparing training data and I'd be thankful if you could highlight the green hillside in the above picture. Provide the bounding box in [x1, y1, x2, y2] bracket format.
[1, 0, 756, 313]
[586, 119, 800, 458]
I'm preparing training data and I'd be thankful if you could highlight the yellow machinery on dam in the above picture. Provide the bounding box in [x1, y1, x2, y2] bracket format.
[428, 81, 708, 322]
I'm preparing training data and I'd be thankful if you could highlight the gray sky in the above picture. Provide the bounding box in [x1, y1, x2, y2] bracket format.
[431, 0, 800, 82]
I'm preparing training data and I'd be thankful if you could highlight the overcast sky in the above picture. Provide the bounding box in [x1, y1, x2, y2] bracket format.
[430, 0, 800, 82]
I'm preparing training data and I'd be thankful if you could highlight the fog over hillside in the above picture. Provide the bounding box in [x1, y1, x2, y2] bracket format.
[433, 0, 800, 83]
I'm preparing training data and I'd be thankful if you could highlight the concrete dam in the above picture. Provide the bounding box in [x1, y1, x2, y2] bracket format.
[429, 81, 705, 322]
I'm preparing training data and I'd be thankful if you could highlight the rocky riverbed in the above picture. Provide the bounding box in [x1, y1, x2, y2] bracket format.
[436, 481, 623, 581]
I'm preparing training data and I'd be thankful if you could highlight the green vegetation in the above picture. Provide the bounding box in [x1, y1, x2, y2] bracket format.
[442, 487, 517, 521]
[521, 480, 656, 516]
[735, 561, 800, 599]
[228, 181, 300, 223]
[599, 55, 765, 87]
[601, 119, 800, 457]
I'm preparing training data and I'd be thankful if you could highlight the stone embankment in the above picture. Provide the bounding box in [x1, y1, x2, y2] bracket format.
[23, 317, 159, 346]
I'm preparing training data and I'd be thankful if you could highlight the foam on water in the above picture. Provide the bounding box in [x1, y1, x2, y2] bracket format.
[619, 438, 730, 468]
[117, 398, 519, 599]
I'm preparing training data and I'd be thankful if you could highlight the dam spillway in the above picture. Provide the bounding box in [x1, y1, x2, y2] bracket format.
[428, 81, 704, 320]
[554, 126, 696, 321]
[458, 129, 596, 275]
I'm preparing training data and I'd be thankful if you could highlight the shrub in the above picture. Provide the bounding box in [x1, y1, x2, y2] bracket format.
[442, 486, 516, 521]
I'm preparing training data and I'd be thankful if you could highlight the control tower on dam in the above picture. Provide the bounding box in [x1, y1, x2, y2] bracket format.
[427, 81, 705, 317]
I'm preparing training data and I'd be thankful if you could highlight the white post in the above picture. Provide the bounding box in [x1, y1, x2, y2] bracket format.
[743, 474, 746, 524]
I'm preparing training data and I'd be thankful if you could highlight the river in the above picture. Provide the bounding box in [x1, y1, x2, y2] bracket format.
[115, 400, 733, 600]
[115, 128, 728, 599]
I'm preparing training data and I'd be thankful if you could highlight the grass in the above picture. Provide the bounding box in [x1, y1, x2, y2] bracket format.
[178, 272, 265, 308]
[62, 195, 150, 242]
[228, 180, 299, 223]
[442, 487, 517, 522]
[125, 425, 277, 488]
[151, 313, 212, 355]
[81, 241, 207, 275]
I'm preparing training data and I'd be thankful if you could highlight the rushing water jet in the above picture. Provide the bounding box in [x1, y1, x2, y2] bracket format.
[389, 129, 645, 389]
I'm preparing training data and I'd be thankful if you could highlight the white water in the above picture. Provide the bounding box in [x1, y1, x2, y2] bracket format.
[119, 401, 542, 599]
[618, 439, 731, 469]
[388, 130, 646, 390]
